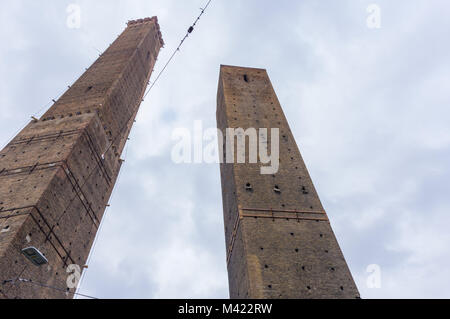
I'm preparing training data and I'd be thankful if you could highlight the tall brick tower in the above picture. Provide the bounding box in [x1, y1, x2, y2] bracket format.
[217, 65, 359, 299]
[0, 17, 163, 299]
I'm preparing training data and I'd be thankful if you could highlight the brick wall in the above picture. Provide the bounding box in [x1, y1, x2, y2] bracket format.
[217, 65, 360, 299]
[0, 17, 163, 299]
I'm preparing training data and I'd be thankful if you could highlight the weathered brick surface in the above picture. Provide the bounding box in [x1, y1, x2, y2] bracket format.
[0, 17, 163, 299]
[217, 65, 359, 299]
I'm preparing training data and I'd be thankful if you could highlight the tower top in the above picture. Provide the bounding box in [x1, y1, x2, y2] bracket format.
[127, 16, 164, 47]
[220, 64, 266, 72]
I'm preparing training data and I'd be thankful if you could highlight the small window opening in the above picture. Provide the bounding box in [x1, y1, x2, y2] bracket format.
[274, 185, 281, 193]
[243, 74, 249, 82]
[302, 186, 309, 195]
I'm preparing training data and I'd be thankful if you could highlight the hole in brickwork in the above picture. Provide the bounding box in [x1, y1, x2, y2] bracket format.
[243, 75, 249, 82]
[264, 265, 269, 269]
[295, 249, 299, 253]
[307, 286, 311, 290]
[268, 285, 272, 289]
[340, 286, 344, 291]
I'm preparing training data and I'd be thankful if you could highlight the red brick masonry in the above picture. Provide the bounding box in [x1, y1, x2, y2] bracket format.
[0, 17, 163, 299]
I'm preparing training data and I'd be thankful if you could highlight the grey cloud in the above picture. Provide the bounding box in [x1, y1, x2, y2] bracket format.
[0, 0, 449, 299]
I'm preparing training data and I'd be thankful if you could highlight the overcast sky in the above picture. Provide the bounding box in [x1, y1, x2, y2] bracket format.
[1, 0, 449, 299]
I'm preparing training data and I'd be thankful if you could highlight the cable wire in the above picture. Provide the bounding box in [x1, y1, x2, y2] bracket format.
[54, 0, 215, 229]
[2, 278, 98, 299]
[143, 0, 213, 99]
[1, 0, 214, 299]
[73, 0, 214, 296]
